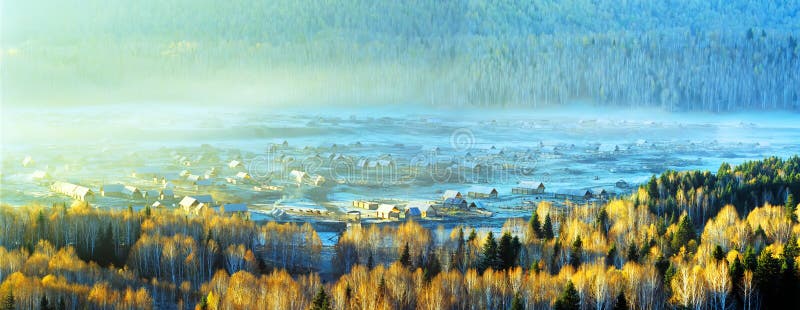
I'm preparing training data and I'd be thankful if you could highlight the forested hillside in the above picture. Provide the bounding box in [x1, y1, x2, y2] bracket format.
[3, 1, 799, 110]
[0, 156, 799, 309]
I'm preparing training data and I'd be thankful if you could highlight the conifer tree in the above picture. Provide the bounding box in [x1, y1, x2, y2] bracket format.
[2, 288, 14, 310]
[310, 286, 331, 310]
[554, 281, 580, 310]
[399, 242, 411, 267]
[511, 291, 524, 310]
[613, 292, 628, 310]
[542, 214, 554, 239]
[569, 236, 582, 269]
[480, 232, 499, 272]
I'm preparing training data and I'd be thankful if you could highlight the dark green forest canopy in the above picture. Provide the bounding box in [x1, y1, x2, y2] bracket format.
[2, 1, 799, 110]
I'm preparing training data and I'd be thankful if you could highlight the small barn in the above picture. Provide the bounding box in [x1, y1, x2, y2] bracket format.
[443, 197, 468, 209]
[555, 189, 593, 201]
[101, 184, 143, 200]
[215, 203, 248, 216]
[442, 190, 463, 200]
[353, 200, 379, 210]
[513, 181, 546, 195]
[592, 188, 609, 200]
[228, 160, 243, 169]
[468, 187, 498, 199]
[376, 204, 400, 219]
[31, 171, 50, 182]
[51, 182, 94, 201]
[407, 201, 437, 217]
[404, 207, 422, 219]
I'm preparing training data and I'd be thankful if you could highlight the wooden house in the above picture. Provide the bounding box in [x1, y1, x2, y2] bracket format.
[512, 181, 545, 195]
[468, 187, 498, 199]
[376, 204, 400, 219]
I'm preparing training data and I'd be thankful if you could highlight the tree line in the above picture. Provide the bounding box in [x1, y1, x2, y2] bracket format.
[1, 156, 799, 309]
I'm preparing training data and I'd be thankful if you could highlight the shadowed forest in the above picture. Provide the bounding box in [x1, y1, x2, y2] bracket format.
[1, 156, 798, 309]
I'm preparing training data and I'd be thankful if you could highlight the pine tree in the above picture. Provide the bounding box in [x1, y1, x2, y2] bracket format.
[480, 231, 499, 272]
[498, 232, 516, 270]
[712, 245, 725, 261]
[399, 242, 411, 267]
[39, 295, 49, 310]
[671, 215, 696, 252]
[606, 244, 617, 267]
[310, 286, 331, 310]
[96, 223, 115, 267]
[424, 251, 441, 282]
[554, 281, 580, 310]
[729, 256, 745, 306]
[367, 250, 374, 269]
[453, 227, 466, 272]
[468, 229, 477, 242]
[786, 193, 797, 221]
[744, 246, 758, 270]
[596, 207, 609, 235]
[529, 212, 541, 238]
[613, 292, 628, 310]
[542, 214, 554, 239]
[755, 249, 783, 309]
[510, 291, 524, 310]
[569, 236, 582, 269]
[626, 243, 639, 263]
[56, 297, 65, 310]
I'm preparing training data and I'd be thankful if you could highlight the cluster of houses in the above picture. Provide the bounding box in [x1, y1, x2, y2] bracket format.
[177, 195, 248, 216]
[352, 200, 438, 220]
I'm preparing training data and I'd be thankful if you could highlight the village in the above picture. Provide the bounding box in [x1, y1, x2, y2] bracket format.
[2, 112, 792, 232]
[1, 142, 634, 232]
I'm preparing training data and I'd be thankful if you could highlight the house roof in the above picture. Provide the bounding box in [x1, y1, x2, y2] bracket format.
[123, 185, 140, 195]
[405, 207, 422, 216]
[556, 189, 592, 196]
[235, 171, 250, 179]
[219, 203, 248, 213]
[444, 197, 466, 205]
[468, 187, 498, 194]
[186, 174, 201, 181]
[377, 204, 399, 213]
[102, 184, 126, 193]
[194, 195, 213, 203]
[179, 196, 198, 207]
[442, 190, 462, 199]
[195, 179, 212, 186]
[517, 181, 545, 189]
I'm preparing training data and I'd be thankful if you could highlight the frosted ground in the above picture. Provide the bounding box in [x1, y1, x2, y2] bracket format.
[2, 105, 799, 223]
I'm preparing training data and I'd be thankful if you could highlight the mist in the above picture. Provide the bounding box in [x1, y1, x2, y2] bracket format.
[2, 0, 799, 110]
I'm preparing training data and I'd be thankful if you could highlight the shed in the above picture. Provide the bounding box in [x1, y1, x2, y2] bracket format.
[555, 189, 593, 201]
[513, 181, 546, 195]
[443, 197, 468, 209]
[353, 200, 379, 210]
[442, 190, 463, 200]
[51, 182, 94, 201]
[407, 201, 437, 217]
[467, 187, 498, 199]
[405, 207, 422, 219]
[376, 204, 400, 219]
[228, 160, 243, 169]
[215, 203, 248, 215]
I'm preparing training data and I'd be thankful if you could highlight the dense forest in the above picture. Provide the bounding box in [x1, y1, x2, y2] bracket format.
[3, 1, 799, 110]
[0, 156, 799, 309]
